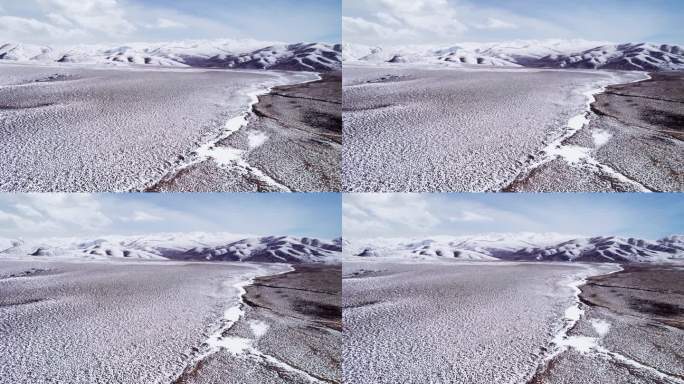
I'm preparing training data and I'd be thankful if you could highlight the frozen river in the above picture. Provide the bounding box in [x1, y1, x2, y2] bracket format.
[0, 259, 288, 383]
[342, 260, 618, 383]
[342, 65, 643, 192]
[0, 64, 315, 192]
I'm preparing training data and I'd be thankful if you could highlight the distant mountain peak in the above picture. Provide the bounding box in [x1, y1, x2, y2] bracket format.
[0, 233, 341, 264]
[0, 40, 342, 72]
[344, 233, 684, 263]
[343, 40, 684, 71]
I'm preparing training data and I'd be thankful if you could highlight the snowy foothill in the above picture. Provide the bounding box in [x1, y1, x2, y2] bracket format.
[0, 40, 342, 72]
[343, 40, 684, 71]
[0, 232, 343, 264]
[344, 233, 684, 264]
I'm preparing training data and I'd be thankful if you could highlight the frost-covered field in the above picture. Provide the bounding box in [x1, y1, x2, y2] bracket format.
[0, 259, 288, 383]
[342, 65, 643, 192]
[342, 260, 618, 383]
[0, 63, 315, 192]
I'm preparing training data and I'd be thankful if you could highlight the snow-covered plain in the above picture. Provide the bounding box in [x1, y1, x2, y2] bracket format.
[0, 259, 290, 384]
[0, 63, 319, 191]
[342, 65, 645, 191]
[342, 260, 619, 383]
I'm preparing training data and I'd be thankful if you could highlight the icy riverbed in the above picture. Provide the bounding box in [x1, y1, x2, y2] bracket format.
[342, 65, 644, 192]
[0, 63, 315, 192]
[0, 259, 289, 383]
[342, 260, 618, 383]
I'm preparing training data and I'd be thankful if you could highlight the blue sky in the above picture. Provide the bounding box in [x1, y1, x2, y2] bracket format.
[0, 0, 340, 45]
[0, 193, 341, 239]
[343, 193, 684, 239]
[343, 0, 684, 46]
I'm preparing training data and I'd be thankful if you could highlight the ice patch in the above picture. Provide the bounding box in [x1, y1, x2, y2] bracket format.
[249, 320, 269, 338]
[214, 336, 252, 354]
[247, 131, 268, 149]
[590, 319, 611, 337]
[558, 335, 598, 354]
[592, 129, 612, 147]
[563, 304, 584, 321]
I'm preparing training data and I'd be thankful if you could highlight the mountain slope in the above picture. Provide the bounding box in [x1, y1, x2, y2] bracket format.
[0, 233, 341, 263]
[346, 234, 684, 263]
[0, 40, 342, 72]
[342, 40, 684, 71]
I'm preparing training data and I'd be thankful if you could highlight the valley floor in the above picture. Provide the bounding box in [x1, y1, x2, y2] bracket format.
[149, 72, 342, 192]
[508, 71, 684, 191]
[0, 259, 313, 383]
[533, 264, 684, 384]
[177, 264, 342, 384]
[342, 259, 619, 383]
[0, 63, 335, 192]
[342, 65, 681, 192]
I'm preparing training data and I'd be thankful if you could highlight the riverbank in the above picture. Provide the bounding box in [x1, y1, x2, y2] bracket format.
[532, 264, 684, 383]
[149, 71, 341, 192]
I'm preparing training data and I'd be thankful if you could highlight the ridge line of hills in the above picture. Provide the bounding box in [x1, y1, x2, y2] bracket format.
[343, 40, 684, 71]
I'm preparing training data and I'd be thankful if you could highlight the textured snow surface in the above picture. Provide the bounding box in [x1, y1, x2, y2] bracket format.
[343, 65, 642, 191]
[0, 64, 314, 192]
[343, 40, 684, 71]
[0, 259, 288, 384]
[343, 260, 617, 383]
[345, 233, 684, 263]
[0, 40, 341, 72]
[0, 233, 342, 264]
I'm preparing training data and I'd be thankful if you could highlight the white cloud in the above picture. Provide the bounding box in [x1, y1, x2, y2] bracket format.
[344, 0, 467, 45]
[343, 194, 441, 238]
[448, 211, 493, 222]
[151, 17, 185, 29]
[124, 210, 164, 222]
[37, 0, 136, 36]
[46, 12, 73, 27]
[475, 17, 517, 30]
[0, 15, 84, 41]
[24, 194, 112, 228]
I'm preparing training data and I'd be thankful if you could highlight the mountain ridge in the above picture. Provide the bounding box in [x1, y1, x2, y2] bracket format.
[0, 40, 342, 72]
[343, 40, 684, 71]
[0, 233, 342, 264]
[345, 234, 684, 263]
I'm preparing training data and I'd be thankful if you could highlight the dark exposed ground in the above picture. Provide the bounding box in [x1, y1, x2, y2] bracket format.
[533, 265, 684, 384]
[182, 264, 342, 384]
[508, 71, 684, 192]
[149, 72, 341, 192]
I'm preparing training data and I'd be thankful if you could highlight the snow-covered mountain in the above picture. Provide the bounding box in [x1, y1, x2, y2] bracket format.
[0, 40, 342, 72]
[343, 40, 684, 71]
[509, 236, 684, 263]
[530, 43, 684, 71]
[346, 234, 684, 264]
[344, 233, 577, 261]
[0, 233, 341, 263]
